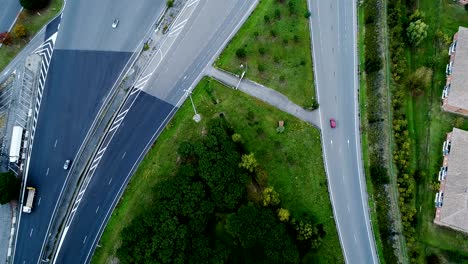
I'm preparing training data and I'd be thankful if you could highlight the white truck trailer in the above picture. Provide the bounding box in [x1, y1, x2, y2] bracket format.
[23, 187, 36, 213]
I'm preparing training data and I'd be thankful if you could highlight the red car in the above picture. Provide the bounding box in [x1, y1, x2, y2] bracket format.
[330, 118, 336, 128]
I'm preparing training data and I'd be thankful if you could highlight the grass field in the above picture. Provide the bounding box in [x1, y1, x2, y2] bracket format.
[215, 0, 315, 107]
[391, 0, 468, 262]
[92, 78, 343, 264]
[0, 0, 63, 71]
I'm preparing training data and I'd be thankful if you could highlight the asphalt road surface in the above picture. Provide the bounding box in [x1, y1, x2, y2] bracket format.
[13, 0, 165, 263]
[309, 0, 379, 263]
[52, 0, 256, 262]
[0, 0, 21, 33]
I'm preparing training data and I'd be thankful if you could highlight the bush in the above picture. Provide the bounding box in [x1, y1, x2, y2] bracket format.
[166, 0, 174, 8]
[236, 48, 246, 58]
[0, 172, 21, 204]
[20, 0, 49, 10]
[0, 32, 12, 45]
[13, 24, 27, 39]
[258, 47, 266, 55]
[465, 3, 468, 11]
[304, 11, 311, 19]
[257, 64, 265, 72]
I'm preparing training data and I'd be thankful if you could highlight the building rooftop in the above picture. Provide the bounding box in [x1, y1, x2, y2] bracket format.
[448, 26, 468, 111]
[436, 128, 468, 233]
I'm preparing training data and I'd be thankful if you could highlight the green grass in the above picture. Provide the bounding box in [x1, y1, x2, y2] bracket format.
[0, 0, 63, 71]
[92, 78, 343, 264]
[215, 0, 315, 107]
[389, 0, 468, 262]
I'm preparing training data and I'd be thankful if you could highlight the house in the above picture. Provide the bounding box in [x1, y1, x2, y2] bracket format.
[442, 26, 468, 117]
[434, 128, 468, 234]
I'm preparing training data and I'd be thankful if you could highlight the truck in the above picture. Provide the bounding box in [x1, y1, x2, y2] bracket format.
[23, 187, 36, 213]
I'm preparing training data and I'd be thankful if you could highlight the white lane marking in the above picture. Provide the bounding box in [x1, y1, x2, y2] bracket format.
[38, 197, 41, 206]
[347, 203, 350, 213]
[330, 140, 333, 145]
[121, 152, 126, 159]
[29, 228, 33, 237]
[83, 236, 87, 244]
[108, 178, 112, 185]
[354, 234, 357, 242]
[46, 168, 49, 175]
[54, 139, 58, 148]
[95, 206, 100, 214]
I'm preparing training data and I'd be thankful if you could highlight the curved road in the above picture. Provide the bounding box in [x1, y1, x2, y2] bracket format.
[13, 0, 165, 263]
[309, 0, 379, 263]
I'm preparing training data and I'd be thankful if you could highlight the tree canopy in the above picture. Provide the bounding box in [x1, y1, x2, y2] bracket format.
[19, 0, 49, 10]
[0, 172, 21, 204]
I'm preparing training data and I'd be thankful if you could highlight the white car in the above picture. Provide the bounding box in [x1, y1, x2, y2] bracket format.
[112, 19, 119, 28]
[63, 160, 71, 170]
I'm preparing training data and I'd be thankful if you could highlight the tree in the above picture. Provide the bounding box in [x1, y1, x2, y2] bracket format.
[277, 208, 290, 222]
[231, 133, 242, 142]
[0, 32, 12, 45]
[226, 204, 299, 263]
[19, 0, 49, 10]
[239, 153, 258, 172]
[291, 215, 324, 250]
[406, 67, 432, 95]
[236, 48, 246, 58]
[453, 116, 464, 128]
[407, 19, 429, 46]
[13, 24, 27, 39]
[0, 172, 21, 204]
[166, 0, 174, 8]
[261, 186, 280, 207]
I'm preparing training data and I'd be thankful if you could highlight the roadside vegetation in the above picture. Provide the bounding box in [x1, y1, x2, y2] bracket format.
[0, 172, 21, 204]
[215, 0, 316, 108]
[0, 0, 63, 71]
[92, 78, 343, 264]
[362, 0, 468, 262]
[360, 0, 411, 262]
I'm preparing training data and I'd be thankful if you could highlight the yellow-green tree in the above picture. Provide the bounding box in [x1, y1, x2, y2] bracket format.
[277, 208, 290, 222]
[262, 186, 280, 207]
[13, 24, 27, 39]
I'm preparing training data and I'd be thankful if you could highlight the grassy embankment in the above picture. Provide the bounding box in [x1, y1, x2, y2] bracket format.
[92, 78, 343, 263]
[0, 0, 63, 71]
[215, 0, 315, 107]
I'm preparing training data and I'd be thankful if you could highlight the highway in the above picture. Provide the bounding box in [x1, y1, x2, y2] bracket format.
[0, 0, 21, 33]
[13, 0, 166, 263]
[308, 0, 379, 263]
[52, 0, 257, 262]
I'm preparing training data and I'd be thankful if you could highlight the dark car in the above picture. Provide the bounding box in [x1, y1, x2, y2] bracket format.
[330, 118, 336, 128]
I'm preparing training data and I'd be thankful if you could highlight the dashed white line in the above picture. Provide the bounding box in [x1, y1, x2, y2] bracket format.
[121, 152, 126, 159]
[29, 228, 33, 237]
[95, 206, 100, 214]
[46, 168, 49, 176]
[83, 236, 87, 244]
[108, 178, 112, 185]
[54, 139, 58, 148]
[38, 197, 41, 206]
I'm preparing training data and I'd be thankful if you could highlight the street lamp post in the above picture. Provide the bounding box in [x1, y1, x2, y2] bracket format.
[235, 64, 247, 90]
[184, 89, 201, 123]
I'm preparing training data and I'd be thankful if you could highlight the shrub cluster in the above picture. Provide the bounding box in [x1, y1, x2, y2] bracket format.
[387, 0, 419, 250]
[387, 0, 407, 82]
